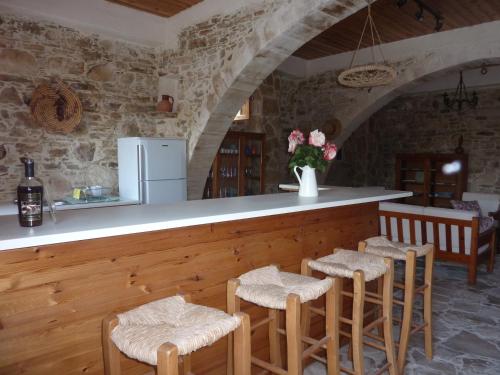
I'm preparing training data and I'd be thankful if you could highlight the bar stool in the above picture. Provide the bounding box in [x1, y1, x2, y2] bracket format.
[302, 249, 398, 375]
[359, 236, 434, 374]
[102, 294, 251, 375]
[227, 265, 336, 375]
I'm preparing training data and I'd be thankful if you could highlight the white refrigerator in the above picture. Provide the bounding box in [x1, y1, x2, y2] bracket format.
[118, 137, 187, 204]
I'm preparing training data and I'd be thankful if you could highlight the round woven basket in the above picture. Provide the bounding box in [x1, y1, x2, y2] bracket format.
[30, 81, 82, 134]
[338, 64, 397, 88]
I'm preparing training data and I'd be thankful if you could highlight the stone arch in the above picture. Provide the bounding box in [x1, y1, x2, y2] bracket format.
[186, 0, 367, 199]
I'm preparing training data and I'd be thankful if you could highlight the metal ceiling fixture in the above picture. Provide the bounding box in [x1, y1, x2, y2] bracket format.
[337, 1, 397, 88]
[396, 0, 444, 31]
[443, 71, 478, 111]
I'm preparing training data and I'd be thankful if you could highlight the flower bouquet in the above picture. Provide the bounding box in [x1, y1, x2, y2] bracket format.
[287, 129, 337, 197]
[288, 129, 337, 172]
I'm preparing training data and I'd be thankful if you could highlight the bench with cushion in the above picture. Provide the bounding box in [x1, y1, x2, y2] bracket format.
[378, 202, 496, 284]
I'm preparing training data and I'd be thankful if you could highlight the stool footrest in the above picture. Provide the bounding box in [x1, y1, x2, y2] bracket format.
[374, 362, 392, 375]
[302, 336, 330, 359]
[251, 356, 287, 375]
[363, 316, 386, 334]
[309, 306, 326, 317]
[340, 317, 353, 325]
[410, 322, 428, 335]
[342, 290, 383, 306]
[250, 316, 273, 332]
[340, 330, 388, 352]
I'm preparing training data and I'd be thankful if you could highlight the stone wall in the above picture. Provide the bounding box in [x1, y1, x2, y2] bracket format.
[0, 14, 180, 202]
[327, 86, 500, 194]
[158, 0, 365, 198]
[226, 69, 343, 192]
[230, 71, 300, 193]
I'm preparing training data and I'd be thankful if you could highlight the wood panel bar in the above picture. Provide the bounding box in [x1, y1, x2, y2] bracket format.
[0, 202, 379, 375]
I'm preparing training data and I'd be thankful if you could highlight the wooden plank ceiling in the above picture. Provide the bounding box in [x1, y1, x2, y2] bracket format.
[294, 0, 500, 60]
[106, 0, 203, 18]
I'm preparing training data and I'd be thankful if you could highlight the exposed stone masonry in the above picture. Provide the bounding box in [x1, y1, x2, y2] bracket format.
[0, 14, 179, 201]
[230, 71, 301, 193]
[327, 87, 500, 194]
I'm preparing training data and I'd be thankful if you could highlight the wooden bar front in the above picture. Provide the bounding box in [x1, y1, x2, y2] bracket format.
[0, 202, 378, 375]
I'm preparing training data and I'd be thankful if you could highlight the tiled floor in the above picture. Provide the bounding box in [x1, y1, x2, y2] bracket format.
[305, 255, 500, 375]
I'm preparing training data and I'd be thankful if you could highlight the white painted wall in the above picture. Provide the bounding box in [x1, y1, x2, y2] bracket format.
[0, 0, 267, 48]
[0, 0, 167, 46]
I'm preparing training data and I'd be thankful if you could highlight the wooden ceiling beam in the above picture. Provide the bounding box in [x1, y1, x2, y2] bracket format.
[106, 0, 202, 18]
[294, 0, 500, 60]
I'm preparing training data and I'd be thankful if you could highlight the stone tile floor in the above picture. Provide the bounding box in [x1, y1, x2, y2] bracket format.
[305, 255, 500, 375]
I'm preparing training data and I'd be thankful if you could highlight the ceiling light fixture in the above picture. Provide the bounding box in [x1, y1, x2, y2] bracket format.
[443, 71, 478, 111]
[337, 1, 397, 88]
[397, 0, 443, 31]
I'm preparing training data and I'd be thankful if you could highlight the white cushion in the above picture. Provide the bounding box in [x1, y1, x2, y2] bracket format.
[462, 192, 500, 216]
[379, 202, 425, 215]
[423, 206, 478, 220]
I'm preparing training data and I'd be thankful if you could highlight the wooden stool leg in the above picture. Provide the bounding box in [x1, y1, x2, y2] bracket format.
[286, 294, 302, 375]
[234, 312, 251, 375]
[300, 258, 313, 340]
[269, 309, 282, 368]
[227, 279, 241, 375]
[181, 355, 191, 375]
[358, 241, 383, 337]
[488, 230, 496, 272]
[102, 316, 121, 375]
[424, 249, 434, 360]
[352, 271, 365, 375]
[397, 250, 416, 375]
[382, 258, 398, 375]
[157, 343, 179, 375]
[326, 277, 340, 375]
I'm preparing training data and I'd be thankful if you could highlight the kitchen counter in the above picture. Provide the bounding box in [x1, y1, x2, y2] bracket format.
[0, 187, 411, 251]
[0, 198, 139, 216]
[0, 187, 410, 375]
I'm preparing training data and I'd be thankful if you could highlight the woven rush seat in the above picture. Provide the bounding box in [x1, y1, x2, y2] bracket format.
[236, 265, 332, 309]
[308, 249, 387, 282]
[365, 236, 433, 260]
[111, 295, 240, 365]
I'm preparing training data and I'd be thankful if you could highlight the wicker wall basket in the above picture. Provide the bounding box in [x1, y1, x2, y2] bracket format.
[338, 64, 397, 88]
[30, 81, 82, 134]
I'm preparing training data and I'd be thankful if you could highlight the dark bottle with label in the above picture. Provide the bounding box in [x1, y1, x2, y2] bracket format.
[17, 158, 43, 227]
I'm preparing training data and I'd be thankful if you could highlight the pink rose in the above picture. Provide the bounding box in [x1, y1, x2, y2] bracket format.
[308, 129, 326, 147]
[288, 129, 305, 153]
[323, 142, 337, 161]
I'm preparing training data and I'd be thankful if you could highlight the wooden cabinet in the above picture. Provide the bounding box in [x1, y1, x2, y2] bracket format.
[395, 153, 468, 208]
[203, 131, 265, 199]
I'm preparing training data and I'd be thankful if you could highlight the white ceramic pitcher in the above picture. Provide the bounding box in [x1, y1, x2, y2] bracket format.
[293, 165, 318, 197]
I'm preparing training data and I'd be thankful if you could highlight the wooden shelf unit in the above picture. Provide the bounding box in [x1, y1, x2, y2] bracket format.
[203, 131, 265, 199]
[395, 153, 468, 208]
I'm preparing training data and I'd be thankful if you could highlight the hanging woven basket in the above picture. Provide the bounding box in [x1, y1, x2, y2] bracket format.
[30, 80, 82, 134]
[338, 64, 397, 88]
[338, 2, 396, 88]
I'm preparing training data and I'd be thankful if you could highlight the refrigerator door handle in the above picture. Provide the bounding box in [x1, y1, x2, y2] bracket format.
[137, 144, 144, 204]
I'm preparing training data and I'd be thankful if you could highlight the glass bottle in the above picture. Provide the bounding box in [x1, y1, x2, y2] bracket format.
[17, 158, 44, 227]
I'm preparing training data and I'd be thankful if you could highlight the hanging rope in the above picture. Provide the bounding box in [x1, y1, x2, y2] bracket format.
[338, 1, 396, 88]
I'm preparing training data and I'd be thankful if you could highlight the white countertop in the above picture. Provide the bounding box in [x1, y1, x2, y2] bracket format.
[0, 198, 139, 216]
[0, 187, 411, 251]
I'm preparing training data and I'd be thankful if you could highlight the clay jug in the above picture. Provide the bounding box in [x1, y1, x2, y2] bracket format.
[156, 95, 174, 113]
[293, 165, 318, 197]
